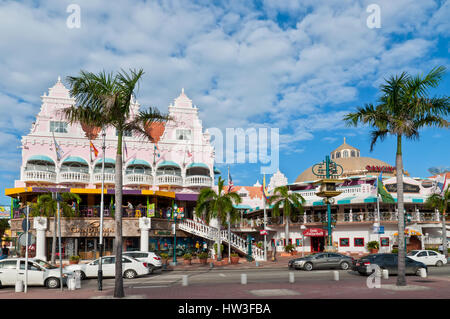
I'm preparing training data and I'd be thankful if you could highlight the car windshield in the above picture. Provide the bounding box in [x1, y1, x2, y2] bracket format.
[34, 259, 57, 269]
[407, 251, 419, 256]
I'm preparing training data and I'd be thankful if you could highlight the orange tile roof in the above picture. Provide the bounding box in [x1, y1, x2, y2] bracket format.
[227, 186, 263, 199]
[145, 122, 165, 143]
[429, 172, 450, 179]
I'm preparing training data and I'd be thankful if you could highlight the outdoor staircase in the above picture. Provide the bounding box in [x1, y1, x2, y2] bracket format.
[178, 218, 265, 261]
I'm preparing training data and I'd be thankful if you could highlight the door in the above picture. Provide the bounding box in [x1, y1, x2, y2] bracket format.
[311, 237, 324, 253]
[312, 253, 328, 269]
[382, 254, 397, 275]
[426, 251, 439, 265]
[19, 261, 45, 285]
[326, 253, 342, 269]
[416, 251, 429, 265]
[85, 259, 99, 277]
[0, 260, 19, 285]
[102, 257, 116, 277]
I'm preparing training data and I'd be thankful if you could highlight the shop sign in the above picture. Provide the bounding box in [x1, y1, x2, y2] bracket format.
[303, 228, 327, 237]
[365, 165, 395, 173]
[70, 221, 114, 236]
[260, 230, 268, 236]
[0, 206, 11, 219]
[385, 183, 420, 193]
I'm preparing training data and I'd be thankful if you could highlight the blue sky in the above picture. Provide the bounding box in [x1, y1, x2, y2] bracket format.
[0, 0, 449, 203]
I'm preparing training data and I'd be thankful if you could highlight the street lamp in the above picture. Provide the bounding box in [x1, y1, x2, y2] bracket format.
[166, 202, 184, 265]
[300, 224, 306, 257]
[97, 128, 106, 291]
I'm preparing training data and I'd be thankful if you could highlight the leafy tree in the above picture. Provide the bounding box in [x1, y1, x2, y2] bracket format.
[269, 186, 305, 245]
[195, 177, 242, 260]
[29, 192, 81, 263]
[425, 188, 450, 258]
[64, 69, 170, 298]
[344, 66, 450, 286]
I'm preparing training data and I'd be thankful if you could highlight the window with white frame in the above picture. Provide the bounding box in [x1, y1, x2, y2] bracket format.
[176, 129, 191, 141]
[50, 121, 68, 133]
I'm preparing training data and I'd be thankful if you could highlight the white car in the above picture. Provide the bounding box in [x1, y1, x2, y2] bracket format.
[0, 258, 71, 289]
[407, 250, 448, 267]
[123, 251, 162, 273]
[65, 255, 149, 280]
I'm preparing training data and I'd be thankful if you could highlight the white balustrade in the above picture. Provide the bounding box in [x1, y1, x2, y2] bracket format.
[156, 174, 183, 186]
[124, 173, 153, 185]
[185, 175, 212, 187]
[59, 171, 90, 183]
[93, 173, 116, 184]
[24, 170, 57, 183]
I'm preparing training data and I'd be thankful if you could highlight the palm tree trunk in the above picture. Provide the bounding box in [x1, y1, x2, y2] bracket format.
[396, 134, 407, 286]
[442, 208, 448, 259]
[217, 220, 222, 261]
[285, 214, 289, 247]
[114, 131, 124, 298]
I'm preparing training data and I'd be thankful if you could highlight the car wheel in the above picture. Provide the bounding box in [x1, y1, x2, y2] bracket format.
[435, 260, 443, 267]
[148, 265, 155, 274]
[79, 271, 86, 280]
[46, 277, 60, 289]
[304, 262, 313, 271]
[124, 269, 137, 279]
[340, 262, 350, 270]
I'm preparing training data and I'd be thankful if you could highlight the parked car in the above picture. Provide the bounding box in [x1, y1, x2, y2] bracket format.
[123, 251, 162, 273]
[65, 255, 149, 280]
[288, 252, 354, 271]
[407, 250, 447, 267]
[352, 253, 427, 276]
[0, 258, 71, 289]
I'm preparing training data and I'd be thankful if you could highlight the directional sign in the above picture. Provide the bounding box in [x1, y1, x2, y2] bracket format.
[22, 219, 31, 232]
[18, 233, 36, 246]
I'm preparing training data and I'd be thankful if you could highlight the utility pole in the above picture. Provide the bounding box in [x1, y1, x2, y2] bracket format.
[98, 128, 106, 290]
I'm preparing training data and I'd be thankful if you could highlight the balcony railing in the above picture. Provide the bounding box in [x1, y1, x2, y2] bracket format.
[124, 173, 153, 186]
[184, 175, 212, 187]
[59, 171, 90, 184]
[156, 174, 183, 186]
[93, 173, 116, 184]
[24, 170, 57, 183]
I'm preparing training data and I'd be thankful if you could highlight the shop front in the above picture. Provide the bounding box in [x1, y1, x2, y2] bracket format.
[303, 228, 328, 253]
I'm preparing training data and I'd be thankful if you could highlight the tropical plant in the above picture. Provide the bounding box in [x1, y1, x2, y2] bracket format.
[160, 252, 169, 260]
[425, 188, 450, 258]
[284, 244, 295, 253]
[183, 253, 192, 260]
[70, 255, 80, 262]
[367, 241, 380, 250]
[269, 186, 305, 246]
[195, 177, 242, 261]
[230, 253, 239, 257]
[64, 68, 170, 298]
[198, 252, 209, 260]
[29, 192, 81, 264]
[344, 66, 450, 286]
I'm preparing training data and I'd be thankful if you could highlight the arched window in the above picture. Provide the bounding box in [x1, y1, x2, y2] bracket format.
[343, 150, 349, 158]
[336, 152, 341, 158]
[351, 150, 356, 157]
[331, 153, 334, 159]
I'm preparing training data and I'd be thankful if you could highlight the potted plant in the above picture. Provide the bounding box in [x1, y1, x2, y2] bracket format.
[213, 243, 224, 260]
[230, 253, 239, 264]
[367, 241, 379, 253]
[69, 255, 80, 265]
[183, 253, 192, 265]
[284, 244, 296, 255]
[198, 252, 209, 265]
[160, 252, 169, 269]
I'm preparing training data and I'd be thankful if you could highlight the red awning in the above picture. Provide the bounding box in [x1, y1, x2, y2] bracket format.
[303, 228, 327, 237]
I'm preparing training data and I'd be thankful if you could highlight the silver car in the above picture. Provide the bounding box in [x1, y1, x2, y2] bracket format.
[289, 252, 354, 271]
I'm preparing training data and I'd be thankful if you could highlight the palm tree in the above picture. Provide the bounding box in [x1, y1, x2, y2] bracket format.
[29, 192, 81, 263]
[344, 66, 450, 286]
[195, 177, 242, 261]
[269, 186, 305, 246]
[425, 188, 450, 258]
[63, 69, 170, 298]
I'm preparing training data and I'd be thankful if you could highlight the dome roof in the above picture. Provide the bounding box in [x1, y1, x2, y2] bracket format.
[294, 156, 392, 183]
[331, 137, 359, 153]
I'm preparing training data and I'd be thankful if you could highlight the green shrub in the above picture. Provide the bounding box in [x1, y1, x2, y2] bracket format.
[160, 252, 169, 259]
[284, 244, 295, 253]
[69, 255, 80, 262]
[183, 253, 192, 260]
[213, 243, 224, 254]
[367, 241, 379, 250]
[198, 252, 209, 259]
[391, 248, 398, 254]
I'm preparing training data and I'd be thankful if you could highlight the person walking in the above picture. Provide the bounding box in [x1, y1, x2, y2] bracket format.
[0, 245, 9, 260]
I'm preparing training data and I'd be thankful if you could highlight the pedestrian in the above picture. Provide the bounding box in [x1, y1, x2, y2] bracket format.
[202, 241, 207, 252]
[438, 244, 444, 254]
[195, 241, 200, 253]
[0, 245, 9, 260]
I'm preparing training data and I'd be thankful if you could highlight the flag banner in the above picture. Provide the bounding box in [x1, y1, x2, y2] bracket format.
[90, 140, 99, 158]
[154, 144, 161, 158]
[228, 167, 234, 192]
[52, 132, 63, 161]
[377, 172, 395, 203]
[0, 206, 11, 219]
[262, 174, 271, 202]
[147, 203, 155, 217]
[435, 174, 448, 195]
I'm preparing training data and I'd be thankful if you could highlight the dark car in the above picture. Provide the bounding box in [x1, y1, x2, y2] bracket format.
[352, 253, 427, 276]
[288, 252, 354, 271]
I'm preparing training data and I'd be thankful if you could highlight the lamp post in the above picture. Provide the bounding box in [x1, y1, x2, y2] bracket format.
[98, 128, 106, 291]
[52, 192, 63, 292]
[167, 202, 184, 265]
[311, 155, 343, 251]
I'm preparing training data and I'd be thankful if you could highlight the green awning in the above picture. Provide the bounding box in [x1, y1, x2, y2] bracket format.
[313, 201, 324, 206]
[27, 155, 55, 163]
[157, 161, 180, 168]
[187, 163, 209, 170]
[95, 158, 115, 165]
[234, 204, 252, 210]
[364, 197, 378, 203]
[337, 197, 355, 204]
[62, 156, 89, 165]
[127, 159, 151, 167]
[412, 198, 423, 203]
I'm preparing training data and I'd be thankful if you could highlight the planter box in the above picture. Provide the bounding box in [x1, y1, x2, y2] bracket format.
[230, 256, 239, 264]
[369, 248, 379, 254]
[199, 258, 208, 265]
[183, 259, 192, 265]
[69, 260, 79, 265]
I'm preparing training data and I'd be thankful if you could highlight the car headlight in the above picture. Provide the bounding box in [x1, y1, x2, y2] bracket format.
[294, 260, 305, 265]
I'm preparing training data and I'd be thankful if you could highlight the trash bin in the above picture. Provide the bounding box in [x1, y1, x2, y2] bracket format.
[74, 270, 81, 289]
[15, 280, 24, 293]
